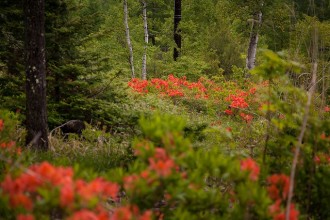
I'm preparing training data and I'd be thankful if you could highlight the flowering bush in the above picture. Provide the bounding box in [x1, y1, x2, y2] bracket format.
[0, 113, 283, 219]
[1, 51, 330, 219]
[3, 99, 327, 220]
[128, 75, 260, 124]
[0, 161, 121, 219]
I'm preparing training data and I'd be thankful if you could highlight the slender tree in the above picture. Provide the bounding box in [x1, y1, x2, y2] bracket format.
[141, 0, 148, 80]
[246, 11, 262, 71]
[173, 0, 181, 61]
[24, 0, 49, 150]
[124, 0, 135, 78]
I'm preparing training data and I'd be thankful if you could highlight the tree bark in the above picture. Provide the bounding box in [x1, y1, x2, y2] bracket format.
[124, 0, 135, 78]
[141, 0, 148, 80]
[246, 11, 262, 71]
[24, 0, 49, 150]
[173, 0, 181, 61]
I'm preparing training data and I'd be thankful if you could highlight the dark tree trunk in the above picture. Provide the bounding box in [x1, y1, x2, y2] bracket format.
[173, 0, 181, 61]
[24, 0, 49, 150]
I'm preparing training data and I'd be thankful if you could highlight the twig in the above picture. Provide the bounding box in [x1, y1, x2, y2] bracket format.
[285, 61, 317, 220]
[263, 79, 271, 164]
[48, 120, 80, 149]
[49, 120, 75, 137]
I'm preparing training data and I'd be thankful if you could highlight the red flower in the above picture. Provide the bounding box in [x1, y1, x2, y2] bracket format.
[110, 206, 152, 220]
[240, 158, 260, 181]
[18, 173, 42, 192]
[267, 174, 290, 200]
[149, 158, 175, 177]
[226, 94, 249, 109]
[267, 184, 280, 200]
[67, 209, 99, 220]
[139, 210, 153, 220]
[110, 205, 136, 220]
[103, 182, 119, 200]
[30, 162, 74, 186]
[320, 133, 327, 140]
[123, 174, 139, 191]
[314, 156, 321, 164]
[269, 199, 282, 215]
[140, 170, 150, 179]
[224, 109, 233, 115]
[60, 184, 74, 208]
[240, 113, 253, 123]
[273, 204, 299, 220]
[17, 214, 35, 220]
[167, 89, 184, 97]
[0, 119, 4, 131]
[128, 78, 148, 93]
[10, 193, 33, 211]
[231, 97, 249, 108]
[154, 148, 167, 160]
[76, 178, 118, 203]
[324, 106, 330, 112]
[249, 87, 256, 94]
[147, 148, 177, 177]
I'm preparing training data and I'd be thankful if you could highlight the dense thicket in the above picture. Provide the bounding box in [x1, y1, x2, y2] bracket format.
[0, 0, 329, 131]
[0, 0, 330, 219]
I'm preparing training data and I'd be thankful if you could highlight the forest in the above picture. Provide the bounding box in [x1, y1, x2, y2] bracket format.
[0, 0, 330, 219]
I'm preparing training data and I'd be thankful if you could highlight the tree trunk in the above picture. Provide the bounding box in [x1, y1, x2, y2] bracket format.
[124, 0, 135, 78]
[24, 0, 49, 150]
[173, 0, 181, 61]
[246, 11, 262, 71]
[141, 0, 148, 80]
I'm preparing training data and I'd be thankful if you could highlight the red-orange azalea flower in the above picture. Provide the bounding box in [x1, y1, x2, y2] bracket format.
[240, 158, 260, 181]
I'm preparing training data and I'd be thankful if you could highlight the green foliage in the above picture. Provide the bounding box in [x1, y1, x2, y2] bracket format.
[1, 0, 330, 218]
[252, 50, 330, 219]
[33, 123, 134, 173]
[0, 109, 23, 144]
[110, 113, 273, 219]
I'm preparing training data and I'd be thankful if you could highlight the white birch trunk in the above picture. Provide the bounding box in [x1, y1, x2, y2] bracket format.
[246, 11, 262, 71]
[123, 0, 135, 78]
[141, 0, 148, 80]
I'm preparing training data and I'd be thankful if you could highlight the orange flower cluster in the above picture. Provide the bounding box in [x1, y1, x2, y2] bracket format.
[240, 158, 260, 181]
[240, 112, 253, 123]
[148, 148, 177, 177]
[324, 106, 330, 112]
[128, 75, 259, 124]
[267, 174, 299, 220]
[124, 147, 179, 192]
[110, 205, 152, 220]
[128, 78, 148, 93]
[267, 174, 290, 201]
[128, 75, 213, 99]
[67, 208, 108, 220]
[0, 140, 21, 155]
[17, 214, 35, 220]
[224, 89, 255, 123]
[0, 119, 4, 131]
[320, 132, 330, 141]
[226, 92, 249, 109]
[1, 162, 119, 219]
